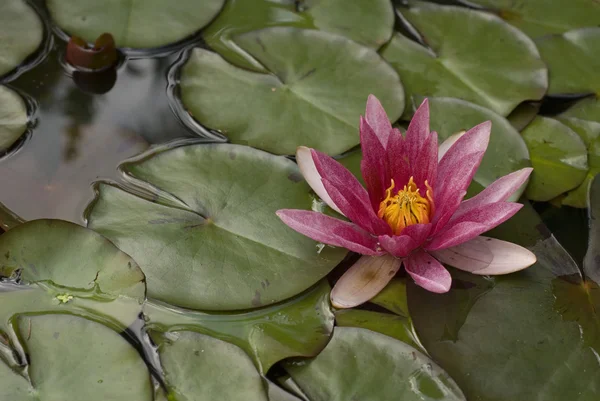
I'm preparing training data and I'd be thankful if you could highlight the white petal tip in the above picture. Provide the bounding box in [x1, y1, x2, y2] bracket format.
[330, 255, 401, 309]
[432, 236, 538, 276]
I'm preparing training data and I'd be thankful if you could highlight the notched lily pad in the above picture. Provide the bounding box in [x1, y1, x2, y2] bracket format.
[521, 116, 588, 201]
[0, 314, 153, 401]
[151, 330, 269, 401]
[144, 281, 334, 373]
[536, 27, 600, 96]
[47, 0, 226, 50]
[179, 27, 404, 155]
[0, 85, 29, 151]
[466, 0, 600, 38]
[0, 0, 44, 78]
[285, 327, 466, 401]
[383, 1, 547, 117]
[203, 0, 394, 71]
[87, 143, 347, 310]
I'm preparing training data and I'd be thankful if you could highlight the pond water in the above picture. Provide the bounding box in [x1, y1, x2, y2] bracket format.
[0, 1, 599, 400]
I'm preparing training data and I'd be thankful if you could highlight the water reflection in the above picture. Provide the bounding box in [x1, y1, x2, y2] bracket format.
[0, 40, 197, 229]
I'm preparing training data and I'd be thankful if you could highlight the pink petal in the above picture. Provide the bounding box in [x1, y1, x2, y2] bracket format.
[453, 168, 533, 219]
[360, 117, 389, 211]
[276, 209, 380, 255]
[387, 128, 411, 193]
[322, 178, 391, 235]
[426, 202, 523, 251]
[437, 131, 466, 161]
[412, 131, 438, 191]
[405, 99, 430, 166]
[433, 121, 492, 232]
[311, 149, 370, 203]
[296, 146, 343, 215]
[365, 94, 393, 149]
[330, 254, 401, 308]
[431, 236, 537, 275]
[404, 250, 452, 293]
[378, 224, 432, 257]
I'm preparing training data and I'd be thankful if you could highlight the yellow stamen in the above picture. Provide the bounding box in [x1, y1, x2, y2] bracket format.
[377, 177, 434, 235]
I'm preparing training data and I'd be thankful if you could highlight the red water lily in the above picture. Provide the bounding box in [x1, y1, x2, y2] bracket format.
[277, 96, 537, 308]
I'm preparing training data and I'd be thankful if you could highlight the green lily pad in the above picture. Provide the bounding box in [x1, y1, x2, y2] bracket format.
[0, 219, 146, 329]
[87, 143, 347, 310]
[369, 277, 409, 316]
[382, 2, 547, 117]
[0, 219, 144, 300]
[46, 0, 225, 49]
[584, 174, 600, 284]
[522, 116, 588, 201]
[0, 314, 152, 401]
[0, 0, 44, 78]
[151, 330, 268, 401]
[558, 97, 600, 207]
[144, 281, 334, 373]
[466, 0, 600, 38]
[339, 98, 532, 199]
[203, 0, 394, 72]
[536, 28, 600, 96]
[408, 208, 600, 401]
[179, 27, 404, 155]
[0, 85, 28, 151]
[335, 309, 423, 351]
[285, 327, 466, 401]
[268, 381, 305, 401]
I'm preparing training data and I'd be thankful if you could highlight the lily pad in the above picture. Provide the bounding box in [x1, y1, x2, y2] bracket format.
[383, 2, 547, 117]
[179, 27, 404, 155]
[151, 330, 268, 401]
[285, 327, 466, 401]
[203, 0, 394, 72]
[0, 314, 153, 401]
[87, 143, 347, 310]
[0, 85, 28, 151]
[558, 97, 600, 207]
[143, 281, 334, 373]
[408, 208, 600, 401]
[466, 0, 600, 38]
[0, 0, 44, 78]
[521, 116, 588, 201]
[536, 28, 600, 96]
[0, 219, 146, 329]
[46, 0, 225, 50]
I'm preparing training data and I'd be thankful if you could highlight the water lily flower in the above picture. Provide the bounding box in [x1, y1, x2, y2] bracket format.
[277, 96, 537, 308]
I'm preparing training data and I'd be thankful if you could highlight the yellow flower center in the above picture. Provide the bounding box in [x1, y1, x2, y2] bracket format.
[377, 177, 433, 235]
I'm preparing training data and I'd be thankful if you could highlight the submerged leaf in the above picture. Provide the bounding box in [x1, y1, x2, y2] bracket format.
[66, 33, 118, 70]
